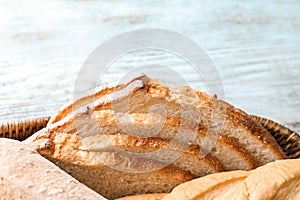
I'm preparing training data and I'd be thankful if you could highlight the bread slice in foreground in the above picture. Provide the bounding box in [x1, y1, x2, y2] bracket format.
[237, 159, 300, 200]
[162, 159, 300, 200]
[163, 170, 249, 200]
[0, 138, 105, 200]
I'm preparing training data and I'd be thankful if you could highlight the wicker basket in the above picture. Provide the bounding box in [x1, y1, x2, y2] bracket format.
[0, 115, 299, 159]
[0, 116, 50, 141]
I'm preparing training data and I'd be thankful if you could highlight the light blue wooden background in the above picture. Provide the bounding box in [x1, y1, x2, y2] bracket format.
[0, 0, 299, 132]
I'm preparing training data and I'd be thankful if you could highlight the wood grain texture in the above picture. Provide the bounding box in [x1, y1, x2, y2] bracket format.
[0, 0, 299, 133]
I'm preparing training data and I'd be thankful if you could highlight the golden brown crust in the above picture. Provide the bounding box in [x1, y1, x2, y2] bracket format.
[163, 159, 300, 200]
[203, 152, 224, 173]
[221, 100, 286, 159]
[48, 74, 285, 163]
[116, 193, 167, 200]
[218, 135, 258, 169]
[39, 74, 282, 173]
[92, 110, 259, 170]
[32, 130, 196, 182]
[48, 74, 148, 125]
[52, 107, 256, 171]
[163, 170, 249, 200]
[106, 132, 258, 170]
[105, 133, 224, 173]
[244, 159, 300, 199]
[93, 76, 284, 160]
[148, 78, 285, 162]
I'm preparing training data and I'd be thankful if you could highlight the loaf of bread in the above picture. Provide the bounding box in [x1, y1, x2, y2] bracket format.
[25, 75, 286, 199]
[0, 138, 105, 200]
[163, 159, 300, 200]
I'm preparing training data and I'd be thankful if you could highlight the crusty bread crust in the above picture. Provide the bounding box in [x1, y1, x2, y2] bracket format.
[45, 108, 259, 171]
[218, 98, 286, 162]
[49, 75, 285, 165]
[48, 74, 148, 125]
[163, 170, 249, 200]
[104, 131, 257, 170]
[97, 110, 259, 170]
[104, 133, 224, 175]
[244, 159, 300, 200]
[163, 159, 300, 200]
[116, 193, 167, 200]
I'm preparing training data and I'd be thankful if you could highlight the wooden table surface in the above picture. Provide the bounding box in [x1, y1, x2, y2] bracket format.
[0, 0, 299, 133]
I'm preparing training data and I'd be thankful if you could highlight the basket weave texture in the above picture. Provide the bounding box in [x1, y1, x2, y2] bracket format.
[0, 115, 299, 159]
[0, 117, 50, 141]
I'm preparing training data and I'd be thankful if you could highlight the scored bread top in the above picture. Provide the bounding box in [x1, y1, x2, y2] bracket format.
[26, 74, 288, 199]
[47, 108, 258, 171]
[47, 74, 148, 125]
[91, 110, 258, 171]
[103, 133, 224, 175]
[46, 75, 285, 165]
